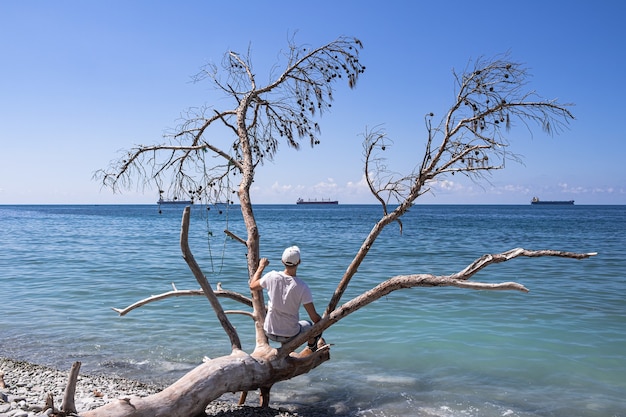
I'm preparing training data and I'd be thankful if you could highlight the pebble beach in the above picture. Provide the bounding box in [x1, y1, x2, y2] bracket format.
[0, 357, 313, 417]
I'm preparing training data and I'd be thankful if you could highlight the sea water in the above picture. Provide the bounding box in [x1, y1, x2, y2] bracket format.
[0, 204, 624, 417]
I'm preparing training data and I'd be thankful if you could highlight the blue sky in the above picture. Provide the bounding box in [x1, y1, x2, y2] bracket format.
[1, 0, 624, 205]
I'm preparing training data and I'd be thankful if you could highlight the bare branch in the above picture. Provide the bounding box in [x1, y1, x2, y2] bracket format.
[361, 55, 574, 209]
[224, 229, 247, 245]
[224, 310, 255, 318]
[180, 206, 242, 351]
[449, 248, 597, 280]
[298, 248, 594, 357]
[112, 287, 253, 316]
[97, 37, 365, 209]
[326, 54, 576, 313]
[112, 289, 204, 316]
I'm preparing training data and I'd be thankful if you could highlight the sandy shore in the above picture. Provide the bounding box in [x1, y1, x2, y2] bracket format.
[0, 357, 323, 417]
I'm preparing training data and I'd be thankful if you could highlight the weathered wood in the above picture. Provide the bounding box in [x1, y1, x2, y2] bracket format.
[449, 248, 598, 281]
[112, 289, 205, 315]
[278, 249, 597, 357]
[44, 393, 55, 414]
[112, 288, 252, 316]
[180, 206, 242, 351]
[82, 348, 330, 417]
[61, 361, 81, 414]
[224, 229, 246, 245]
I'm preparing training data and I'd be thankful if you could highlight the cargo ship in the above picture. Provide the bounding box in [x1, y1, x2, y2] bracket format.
[531, 197, 574, 205]
[157, 197, 193, 205]
[296, 198, 338, 205]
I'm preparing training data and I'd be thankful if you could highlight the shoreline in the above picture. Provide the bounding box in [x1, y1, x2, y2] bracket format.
[0, 357, 320, 417]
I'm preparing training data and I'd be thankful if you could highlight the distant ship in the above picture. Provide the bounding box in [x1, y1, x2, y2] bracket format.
[531, 197, 574, 205]
[296, 198, 338, 205]
[157, 197, 193, 205]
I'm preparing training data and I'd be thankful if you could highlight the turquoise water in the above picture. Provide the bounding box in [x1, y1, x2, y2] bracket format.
[0, 204, 624, 417]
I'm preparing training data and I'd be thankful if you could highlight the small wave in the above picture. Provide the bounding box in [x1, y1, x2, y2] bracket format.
[99, 358, 149, 370]
[365, 374, 417, 385]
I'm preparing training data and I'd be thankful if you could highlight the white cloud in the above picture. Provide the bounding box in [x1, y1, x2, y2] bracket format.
[437, 179, 457, 191]
[313, 178, 338, 194]
[270, 181, 295, 192]
[502, 184, 531, 194]
[346, 175, 369, 191]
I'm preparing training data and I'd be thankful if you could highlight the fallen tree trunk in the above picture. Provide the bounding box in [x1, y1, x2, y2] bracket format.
[81, 348, 329, 417]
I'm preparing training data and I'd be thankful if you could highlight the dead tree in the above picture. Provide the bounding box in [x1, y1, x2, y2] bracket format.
[89, 39, 595, 417]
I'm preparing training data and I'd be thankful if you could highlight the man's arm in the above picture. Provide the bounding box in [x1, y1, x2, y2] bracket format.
[304, 302, 321, 323]
[249, 257, 269, 292]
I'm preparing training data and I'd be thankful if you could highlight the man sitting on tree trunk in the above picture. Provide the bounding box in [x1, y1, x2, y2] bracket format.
[250, 246, 322, 352]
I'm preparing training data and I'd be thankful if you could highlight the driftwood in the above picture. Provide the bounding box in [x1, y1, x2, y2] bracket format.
[82, 206, 596, 417]
[38, 361, 82, 416]
[60, 361, 81, 415]
[111, 284, 251, 316]
[82, 348, 329, 417]
[179, 209, 243, 351]
[44, 393, 55, 414]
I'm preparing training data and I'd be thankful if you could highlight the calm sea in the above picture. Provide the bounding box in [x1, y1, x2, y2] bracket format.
[0, 204, 624, 417]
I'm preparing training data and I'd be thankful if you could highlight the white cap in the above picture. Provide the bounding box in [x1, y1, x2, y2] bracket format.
[281, 246, 301, 266]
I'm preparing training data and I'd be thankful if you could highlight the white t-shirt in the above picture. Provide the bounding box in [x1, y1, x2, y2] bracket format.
[260, 270, 313, 337]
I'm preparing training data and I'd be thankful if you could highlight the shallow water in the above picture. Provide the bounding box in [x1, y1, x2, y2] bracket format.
[1, 204, 624, 416]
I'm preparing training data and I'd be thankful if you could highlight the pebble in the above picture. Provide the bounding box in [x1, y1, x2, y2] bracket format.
[0, 357, 326, 417]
